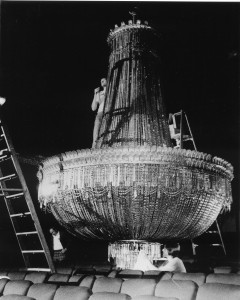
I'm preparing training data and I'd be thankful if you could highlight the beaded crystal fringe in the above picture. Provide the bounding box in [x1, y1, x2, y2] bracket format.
[38, 146, 233, 240]
[108, 240, 161, 269]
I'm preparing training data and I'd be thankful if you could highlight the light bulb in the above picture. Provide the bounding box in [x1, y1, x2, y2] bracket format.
[0, 97, 6, 106]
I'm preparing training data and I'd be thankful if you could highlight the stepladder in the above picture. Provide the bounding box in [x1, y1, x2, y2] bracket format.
[168, 110, 197, 150]
[0, 114, 55, 272]
[169, 110, 227, 257]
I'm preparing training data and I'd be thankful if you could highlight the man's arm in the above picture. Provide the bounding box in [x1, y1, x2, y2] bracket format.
[158, 259, 177, 272]
[60, 231, 70, 253]
[91, 87, 100, 111]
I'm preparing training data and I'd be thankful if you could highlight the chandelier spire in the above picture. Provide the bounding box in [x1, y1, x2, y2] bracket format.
[96, 18, 171, 148]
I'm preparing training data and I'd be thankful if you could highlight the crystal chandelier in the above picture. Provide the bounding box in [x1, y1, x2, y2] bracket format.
[38, 17, 233, 246]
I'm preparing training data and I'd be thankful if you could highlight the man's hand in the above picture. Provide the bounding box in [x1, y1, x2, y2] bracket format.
[61, 248, 67, 253]
[94, 87, 100, 94]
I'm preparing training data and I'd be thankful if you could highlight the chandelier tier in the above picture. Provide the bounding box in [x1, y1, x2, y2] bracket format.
[38, 19, 233, 241]
[38, 145, 233, 240]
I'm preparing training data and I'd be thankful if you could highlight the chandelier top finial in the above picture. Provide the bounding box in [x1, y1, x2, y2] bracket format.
[129, 10, 137, 24]
[108, 12, 154, 42]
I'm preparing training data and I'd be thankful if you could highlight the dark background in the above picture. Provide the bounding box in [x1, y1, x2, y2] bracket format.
[0, 1, 239, 266]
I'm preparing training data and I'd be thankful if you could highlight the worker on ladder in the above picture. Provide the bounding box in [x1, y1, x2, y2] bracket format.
[168, 112, 193, 149]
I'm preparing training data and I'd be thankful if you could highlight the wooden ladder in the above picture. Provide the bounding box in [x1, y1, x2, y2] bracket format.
[0, 113, 55, 272]
[169, 110, 226, 256]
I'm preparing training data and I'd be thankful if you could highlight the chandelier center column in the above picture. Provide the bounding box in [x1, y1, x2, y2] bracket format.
[96, 21, 172, 149]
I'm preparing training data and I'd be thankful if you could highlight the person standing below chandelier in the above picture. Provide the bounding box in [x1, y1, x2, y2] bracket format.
[49, 227, 69, 265]
[91, 78, 107, 148]
[134, 243, 186, 273]
[158, 243, 186, 273]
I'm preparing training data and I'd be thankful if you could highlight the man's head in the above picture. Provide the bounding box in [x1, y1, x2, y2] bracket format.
[162, 242, 180, 258]
[49, 227, 58, 236]
[101, 78, 107, 87]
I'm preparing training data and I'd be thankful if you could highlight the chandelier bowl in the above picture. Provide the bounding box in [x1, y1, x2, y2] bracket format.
[38, 145, 233, 241]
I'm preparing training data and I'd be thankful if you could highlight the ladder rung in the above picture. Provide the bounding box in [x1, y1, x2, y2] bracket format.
[173, 112, 182, 116]
[10, 212, 31, 217]
[0, 174, 16, 181]
[207, 231, 218, 234]
[0, 148, 9, 154]
[0, 155, 9, 161]
[25, 268, 51, 272]
[22, 250, 45, 253]
[211, 244, 222, 247]
[16, 231, 38, 236]
[6, 192, 24, 199]
[2, 188, 23, 192]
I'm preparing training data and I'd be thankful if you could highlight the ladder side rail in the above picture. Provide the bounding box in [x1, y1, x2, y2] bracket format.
[184, 112, 197, 151]
[215, 219, 227, 255]
[172, 113, 177, 128]
[179, 110, 183, 149]
[0, 168, 30, 267]
[182, 112, 226, 256]
[0, 122, 55, 273]
[191, 239, 196, 256]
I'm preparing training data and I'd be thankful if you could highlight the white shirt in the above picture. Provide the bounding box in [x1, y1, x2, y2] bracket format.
[53, 232, 63, 251]
[158, 257, 186, 273]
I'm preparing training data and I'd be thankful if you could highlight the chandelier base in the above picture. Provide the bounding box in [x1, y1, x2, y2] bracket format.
[108, 240, 162, 269]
